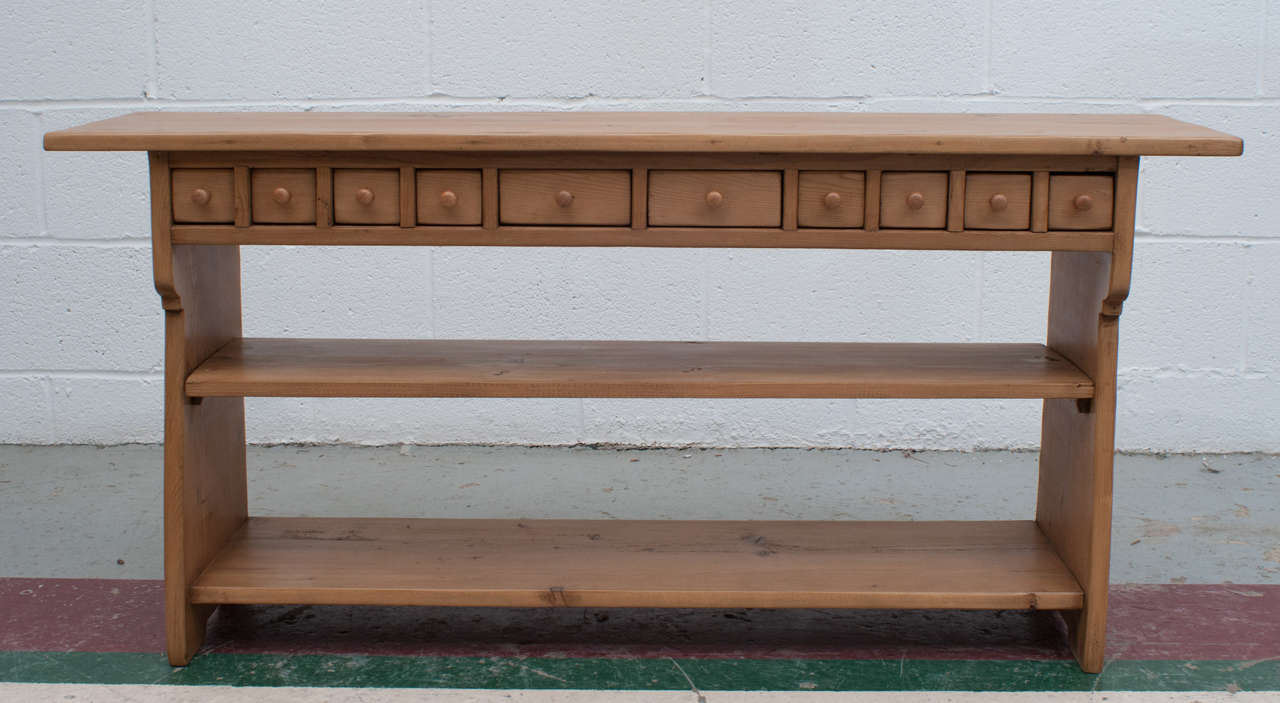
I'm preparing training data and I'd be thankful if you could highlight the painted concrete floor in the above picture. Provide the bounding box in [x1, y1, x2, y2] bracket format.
[1, 445, 1278, 700]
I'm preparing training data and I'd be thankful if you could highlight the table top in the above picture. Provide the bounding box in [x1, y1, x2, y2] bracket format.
[43, 112, 1242, 156]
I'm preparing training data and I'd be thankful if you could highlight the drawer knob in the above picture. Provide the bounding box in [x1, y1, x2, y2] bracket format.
[555, 190, 574, 208]
[906, 192, 926, 210]
[705, 190, 724, 208]
[355, 187, 376, 205]
[1073, 194, 1094, 211]
[439, 190, 459, 209]
[190, 188, 211, 206]
[823, 192, 842, 209]
[989, 193, 1009, 211]
[271, 187, 291, 205]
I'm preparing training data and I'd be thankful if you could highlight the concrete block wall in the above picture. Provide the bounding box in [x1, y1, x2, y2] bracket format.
[2, 1, 1277, 451]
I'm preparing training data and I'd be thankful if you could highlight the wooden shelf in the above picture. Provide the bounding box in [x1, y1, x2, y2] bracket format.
[190, 517, 1084, 610]
[185, 339, 1094, 399]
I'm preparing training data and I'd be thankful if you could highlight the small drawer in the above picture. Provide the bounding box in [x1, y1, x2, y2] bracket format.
[880, 172, 948, 229]
[172, 168, 234, 223]
[251, 168, 316, 224]
[964, 173, 1031, 230]
[648, 170, 781, 227]
[1049, 174, 1114, 230]
[417, 170, 482, 225]
[334, 169, 400, 225]
[500, 170, 630, 225]
[798, 171, 865, 228]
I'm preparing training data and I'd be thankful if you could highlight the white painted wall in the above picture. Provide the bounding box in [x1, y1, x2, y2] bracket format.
[2, 1, 1277, 451]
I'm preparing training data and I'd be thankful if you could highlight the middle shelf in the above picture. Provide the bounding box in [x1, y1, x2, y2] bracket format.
[185, 339, 1093, 399]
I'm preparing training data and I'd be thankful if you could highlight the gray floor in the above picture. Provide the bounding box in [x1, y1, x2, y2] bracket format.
[1, 445, 1277, 584]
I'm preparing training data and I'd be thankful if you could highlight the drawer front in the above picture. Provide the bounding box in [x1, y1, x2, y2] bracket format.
[649, 170, 781, 227]
[1049, 174, 1114, 230]
[417, 169, 482, 225]
[500, 170, 631, 225]
[334, 169, 400, 224]
[880, 172, 948, 229]
[798, 171, 865, 228]
[964, 173, 1031, 230]
[172, 168, 234, 223]
[252, 168, 316, 224]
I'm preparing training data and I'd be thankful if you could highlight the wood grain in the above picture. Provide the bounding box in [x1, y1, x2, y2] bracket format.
[44, 112, 1243, 156]
[171, 169, 235, 223]
[250, 168, 315, 224]
[185, 338, 1093, 399]
[648, 170, 782, 227]
[190, 517, 1083, 610]
[333, 168, 400, 225]
[797, 171, 865, 228]
[1049, 174, 1114, 231]
[965, 173, 1032, 230]
[416, 169, 482, 225]
[880, 172, 949, 229]
[499, 170, 630, 225]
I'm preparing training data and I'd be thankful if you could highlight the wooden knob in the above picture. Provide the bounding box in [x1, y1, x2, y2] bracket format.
[705, 190, 724, 208]
[190, 188, 211, 206]
[271, 187, 291, 205]
[906, 192, 925, 210]
[439, 190, 458, 209]
[1073, 194, 1094, 211]
[823, 192, 841, 210]
[555, 190, 574, 208]
[989, 193, 1008, 211]
[355, 188, 375, 205]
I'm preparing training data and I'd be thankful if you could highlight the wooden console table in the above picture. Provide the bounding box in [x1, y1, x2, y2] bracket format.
[45, 113, 1240, 671]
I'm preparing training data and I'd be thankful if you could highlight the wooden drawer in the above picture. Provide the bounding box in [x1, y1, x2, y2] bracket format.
[964, 173, 1031, 230]
[1050, 174, 1114, 230]
[417, 170, 482, 225]
[171, 168, 234, 223]
[500, 170, 630, 225]
[798, 171, 865, 228]
[649, 170, 781, 227]
[334, 169, 400, 225]
[880, 172, 948, 229]
[252, 168, 315, 224]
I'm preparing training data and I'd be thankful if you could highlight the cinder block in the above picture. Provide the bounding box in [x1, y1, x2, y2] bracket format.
[980, 252, 1050, 342]
[41, 109, 151, 240]
[0, 377, 55, 443]
[0, 111, 41, 238]
[245, 397, 581, 445]
[155, 0, 428, 99]
[1118, 372, 1279, 453]
[0, 245, 161, 371]
[706, 249, 981, 341]
[1119, 240, 1249, 372]
[852, 399, 1044, 451]
[991, 0, 1258, 97]
[242, 246, 431, 338]
[1137, 104, 1277, 239]
[0, 0, 149, 99]
[1245, 242, 1280, 373]
[51, 376, 161, 443]
[710, 1, 985, 97]
[433, 248, 704, 339]
[431, 2, 705, 97]
[582, 399, 856, 447]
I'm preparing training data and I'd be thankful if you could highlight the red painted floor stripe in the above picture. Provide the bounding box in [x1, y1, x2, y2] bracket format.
[2, 578, 1278, 661]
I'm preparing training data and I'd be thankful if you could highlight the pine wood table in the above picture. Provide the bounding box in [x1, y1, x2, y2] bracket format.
[45, 112, 1241, 672]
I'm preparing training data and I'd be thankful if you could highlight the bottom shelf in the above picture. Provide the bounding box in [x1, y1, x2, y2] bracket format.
[190, 518, 1083, 611]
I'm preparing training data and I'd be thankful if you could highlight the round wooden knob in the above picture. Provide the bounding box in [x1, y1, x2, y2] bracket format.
[705, 190, 724, 208]
[906, 192, 925, 210]
[190, 188, 211, 206]
[271, 187, 291, 205]
[555, 190, 574, 208]
[1073, 194, 1094, 211]
[355, 188, 375, 205]
[439, 190, 458, 209]
[989, 193, 1009, 211]
[823, 192, 842, 210]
